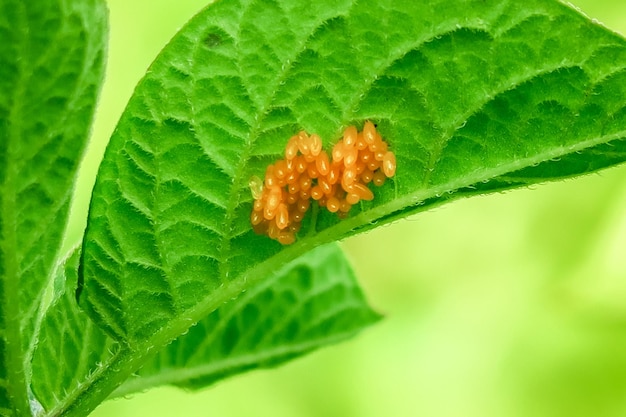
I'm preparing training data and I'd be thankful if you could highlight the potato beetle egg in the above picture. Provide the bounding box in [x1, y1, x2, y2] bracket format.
[363, 121, 377, 144]
[346, 193, 360, 205]
[250, 210, 264, 225]
[310, 134, 322, 156]
[326, 196, 340, 213]
[383, 151, 396, 178]
[274, 160, 288, 179]
[250, 121, 396, 245]
[297, 131, 311, 155]
[286, 193, 298, 205]
[315, 152, 330, 176]
[339, 199, 352, 213]
[343, 126, 358, 147]
[285, 136, 298, 160]
[310, 185, 324, 200]
[276, 204, 289, 230]
[264, 165, 277, 187]
[332, 141, 345, 162]
[372, 170, 386, 187]
[277, 231, 296, 245]
[343, 146, 358, 168]
[356, 132, 367, 150]
[299, 175, 312, 191]
[348, 182, 374, 201]
[327, 164, 341, 184]
[361, 169, 374, 183]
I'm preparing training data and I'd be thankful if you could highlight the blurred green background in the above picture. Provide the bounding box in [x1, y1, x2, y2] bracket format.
[71, 1, 626, 416]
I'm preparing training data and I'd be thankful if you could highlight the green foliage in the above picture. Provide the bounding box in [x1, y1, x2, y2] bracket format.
[30, 243, 377, 415]
[29, 248, 115, 413]
[0, 1, 107, 415]
[80, 0, 626, 344]
[115, 244, 379, 396]
[1, 0, 626, 416]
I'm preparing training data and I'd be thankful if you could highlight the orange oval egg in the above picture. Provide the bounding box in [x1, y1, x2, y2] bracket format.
[339, 199, 352, 213]
[356, 132, 367, 150]
[310, 134, 322, 156]
[297, 131, 311, 155]
[332, 141, 345, 162]
[297, 198, 310, 213]
[299, 175, 312, 191]
[343, 126, 357, 147]
[319, 177, 333, 195]
[251, 120, 395, 245]
[342, 167, 357, 188]
[286, 193, 298, 205]
[372, 170, 386, 187]
[250, 210, 264, 225]
[315, 152, 330, 176]
[264, 165, 276, 187]
[265, 186, 281, 211]
[295, 156, 307, 173]
[346, 193, 360, 205]
[348, 182, 374, 201]
[285, 136, 299, 160]
[383, 151, 396, 177]
[327, 196, 340, 213]
[327, 164, 341, 184]
[363, 121, 377, 144]
[274, 160, 288, 179]
[343, 146, 358, 168]
[276, 204, 289, 230]
[277, 231, 296, 245]
[361, 169, 374, 183]
[307, 163, 320, 179]
[310, 185, 324, 200]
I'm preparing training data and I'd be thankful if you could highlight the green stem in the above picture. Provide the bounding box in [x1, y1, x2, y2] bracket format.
[46, 347, 136, 417]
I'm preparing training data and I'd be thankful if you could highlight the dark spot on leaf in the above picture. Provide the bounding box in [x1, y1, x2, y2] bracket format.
[204, 32, 222, 48]
[202, 27, 232, 49]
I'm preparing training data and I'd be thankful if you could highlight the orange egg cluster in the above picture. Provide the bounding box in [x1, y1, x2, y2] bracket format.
[250, 121, 396, 245]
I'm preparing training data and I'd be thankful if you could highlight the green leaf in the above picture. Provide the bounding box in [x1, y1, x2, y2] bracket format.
[28, 245, 376, 415]
[78, 0, 626, 411]
[114, 243, 379, 395]
[29, 247, 117, 415]
[0, 1, 107, 415]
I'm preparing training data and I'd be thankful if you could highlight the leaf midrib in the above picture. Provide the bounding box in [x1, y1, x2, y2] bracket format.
[112, 330, 353, 398]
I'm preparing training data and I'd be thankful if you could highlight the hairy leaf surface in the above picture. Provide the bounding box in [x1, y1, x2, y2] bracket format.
[0, 1, 107, 414]
[34, 245, 376, 415]
[78, 0, 626, 411]
[30, 248, 117, 414]
[115, 244, 378, 395]
[82, 0, 626, 342]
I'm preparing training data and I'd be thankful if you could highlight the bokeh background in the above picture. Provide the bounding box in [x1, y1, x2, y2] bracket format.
[69, 1, 626, 416]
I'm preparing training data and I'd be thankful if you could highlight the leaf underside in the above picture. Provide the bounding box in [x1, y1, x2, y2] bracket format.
[14, 0, 626, 415]
[30, 248, 117, 413]
[115, 243, 379, 396]
[31, 243, 377, 413]
[0, 1, 107, 415]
